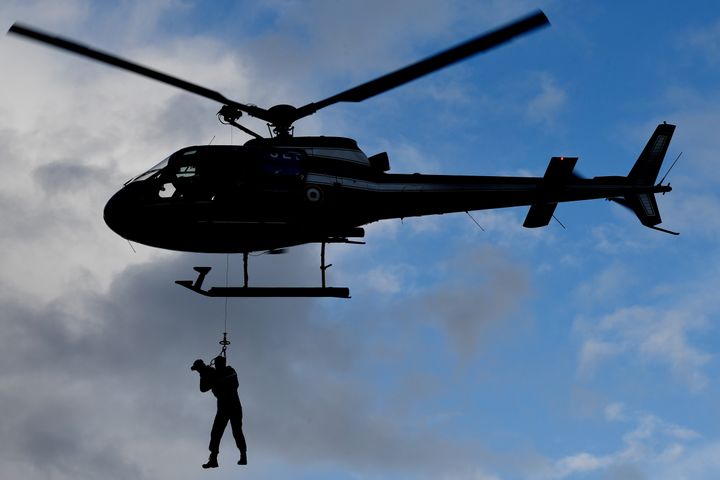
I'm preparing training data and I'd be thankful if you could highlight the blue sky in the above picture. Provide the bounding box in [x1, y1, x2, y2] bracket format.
[1, 1, 720, 479]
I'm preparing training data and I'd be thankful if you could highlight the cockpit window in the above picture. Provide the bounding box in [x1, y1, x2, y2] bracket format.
[149, 156, 171, 171]
[125, 156, 170, 185]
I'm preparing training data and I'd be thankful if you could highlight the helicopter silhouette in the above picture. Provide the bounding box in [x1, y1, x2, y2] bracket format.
[8, 11, 677, 298]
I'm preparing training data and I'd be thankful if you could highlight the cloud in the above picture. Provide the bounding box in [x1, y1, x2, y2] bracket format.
[33, 161, 115, 195]
[575, 304, 712, 391]
[605, 402, 627, 422]
[0, 0, 280, 299]
[539, 408, 701, 480]
[682, 17, 720, 66]
[4, 3, 485, 477]
[662, 193, 720, 237]
[454, 209, 555, 249]
[3, 2, 720, 480]
[525, 73, 567, 127]
[578, 339, 623, 377]
[555, 452, 612, 476]
[587, 223, 658, 254]
[416, 245, 532, 358]
[0, 249, 519, 479]
[574, 262, 634, 305]
[355, 265, 405, 294]
[651, 441, 720, 479]
[662, 89, 720, 185]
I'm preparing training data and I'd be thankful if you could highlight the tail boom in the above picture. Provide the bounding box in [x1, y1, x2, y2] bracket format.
[523, 122, 677, 232]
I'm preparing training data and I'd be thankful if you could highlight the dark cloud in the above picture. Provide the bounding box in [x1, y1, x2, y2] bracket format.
[416, 245, 532, 358]
[0, 247, 517, 479]
[239, 0, 513, 108]
[143, 93, 222, 147]
[1, 385, 144, 480]
[602, 464, 649, 480]
[33, 161, 114, 195]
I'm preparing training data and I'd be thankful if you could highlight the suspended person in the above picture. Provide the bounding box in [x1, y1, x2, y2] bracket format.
[191, 356, 248, 468]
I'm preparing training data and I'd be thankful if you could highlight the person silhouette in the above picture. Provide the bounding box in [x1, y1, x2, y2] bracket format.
[191, 356, 247, 468]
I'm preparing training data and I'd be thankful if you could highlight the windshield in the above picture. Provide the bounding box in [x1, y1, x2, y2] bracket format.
[125, 156, 170, 185]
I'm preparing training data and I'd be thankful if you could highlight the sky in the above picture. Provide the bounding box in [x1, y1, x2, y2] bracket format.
[1, 0, 720, 479]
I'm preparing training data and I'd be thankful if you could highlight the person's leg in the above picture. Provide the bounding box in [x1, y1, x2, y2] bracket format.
[203, 410, 229, 468]
[229, 407, 247, 464]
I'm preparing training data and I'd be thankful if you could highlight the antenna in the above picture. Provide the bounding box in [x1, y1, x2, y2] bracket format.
[465, 211, 485, 231]
[658, 152, 682, 185]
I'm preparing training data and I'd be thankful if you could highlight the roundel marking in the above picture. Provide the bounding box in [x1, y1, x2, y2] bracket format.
[305, 186, 323, 202]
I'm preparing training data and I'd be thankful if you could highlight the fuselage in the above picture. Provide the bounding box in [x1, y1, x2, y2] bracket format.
[104, 136, 668, 253]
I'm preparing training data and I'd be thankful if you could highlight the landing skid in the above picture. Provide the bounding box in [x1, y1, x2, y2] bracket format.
[175, 269, 350, 297]
[176, 241, 359, 298]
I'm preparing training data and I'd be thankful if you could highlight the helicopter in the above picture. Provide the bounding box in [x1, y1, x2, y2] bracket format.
[8, 10, 677, 298]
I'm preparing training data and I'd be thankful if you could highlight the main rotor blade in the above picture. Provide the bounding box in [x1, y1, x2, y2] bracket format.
[295, 10, 550, 120]
[7, 23, 271, 121]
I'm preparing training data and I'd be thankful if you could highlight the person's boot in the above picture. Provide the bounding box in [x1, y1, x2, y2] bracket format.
[202, 453, 219, 469]
[238, 452, 247, 465]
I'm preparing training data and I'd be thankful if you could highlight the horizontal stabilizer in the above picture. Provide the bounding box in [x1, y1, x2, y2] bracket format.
[523, 202, 557, 228]
[523, 156, 577, 228]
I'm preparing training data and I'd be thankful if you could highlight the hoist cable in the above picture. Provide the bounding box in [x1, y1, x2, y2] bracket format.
[219, 254, 230, 358]
[224, 253, 229, 334]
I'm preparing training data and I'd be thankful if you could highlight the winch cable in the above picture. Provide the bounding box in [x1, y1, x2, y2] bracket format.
[219, 254, 231, 358]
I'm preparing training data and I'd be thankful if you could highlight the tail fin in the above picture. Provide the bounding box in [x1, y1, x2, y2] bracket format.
[611, 123, 677, 233]
[628, 122, 676, 185]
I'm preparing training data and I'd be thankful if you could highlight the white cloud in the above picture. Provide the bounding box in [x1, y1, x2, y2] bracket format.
[0, 0, 280, 299]
[578, 338, 623, 377]
[525, 73, 567, 127]
[574, 263, 634, 305]
[588, 223, 654, 254]
[556, 452, 612, 476]
[652, 441, 720, 479]
[663, 192, 720, 238]
[539, 408, 701, 480]
[356, 266, 405, 295]
[605, 402, 627, 422]
[683, 17, 720, 66]
[576, 305, 712, 391]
